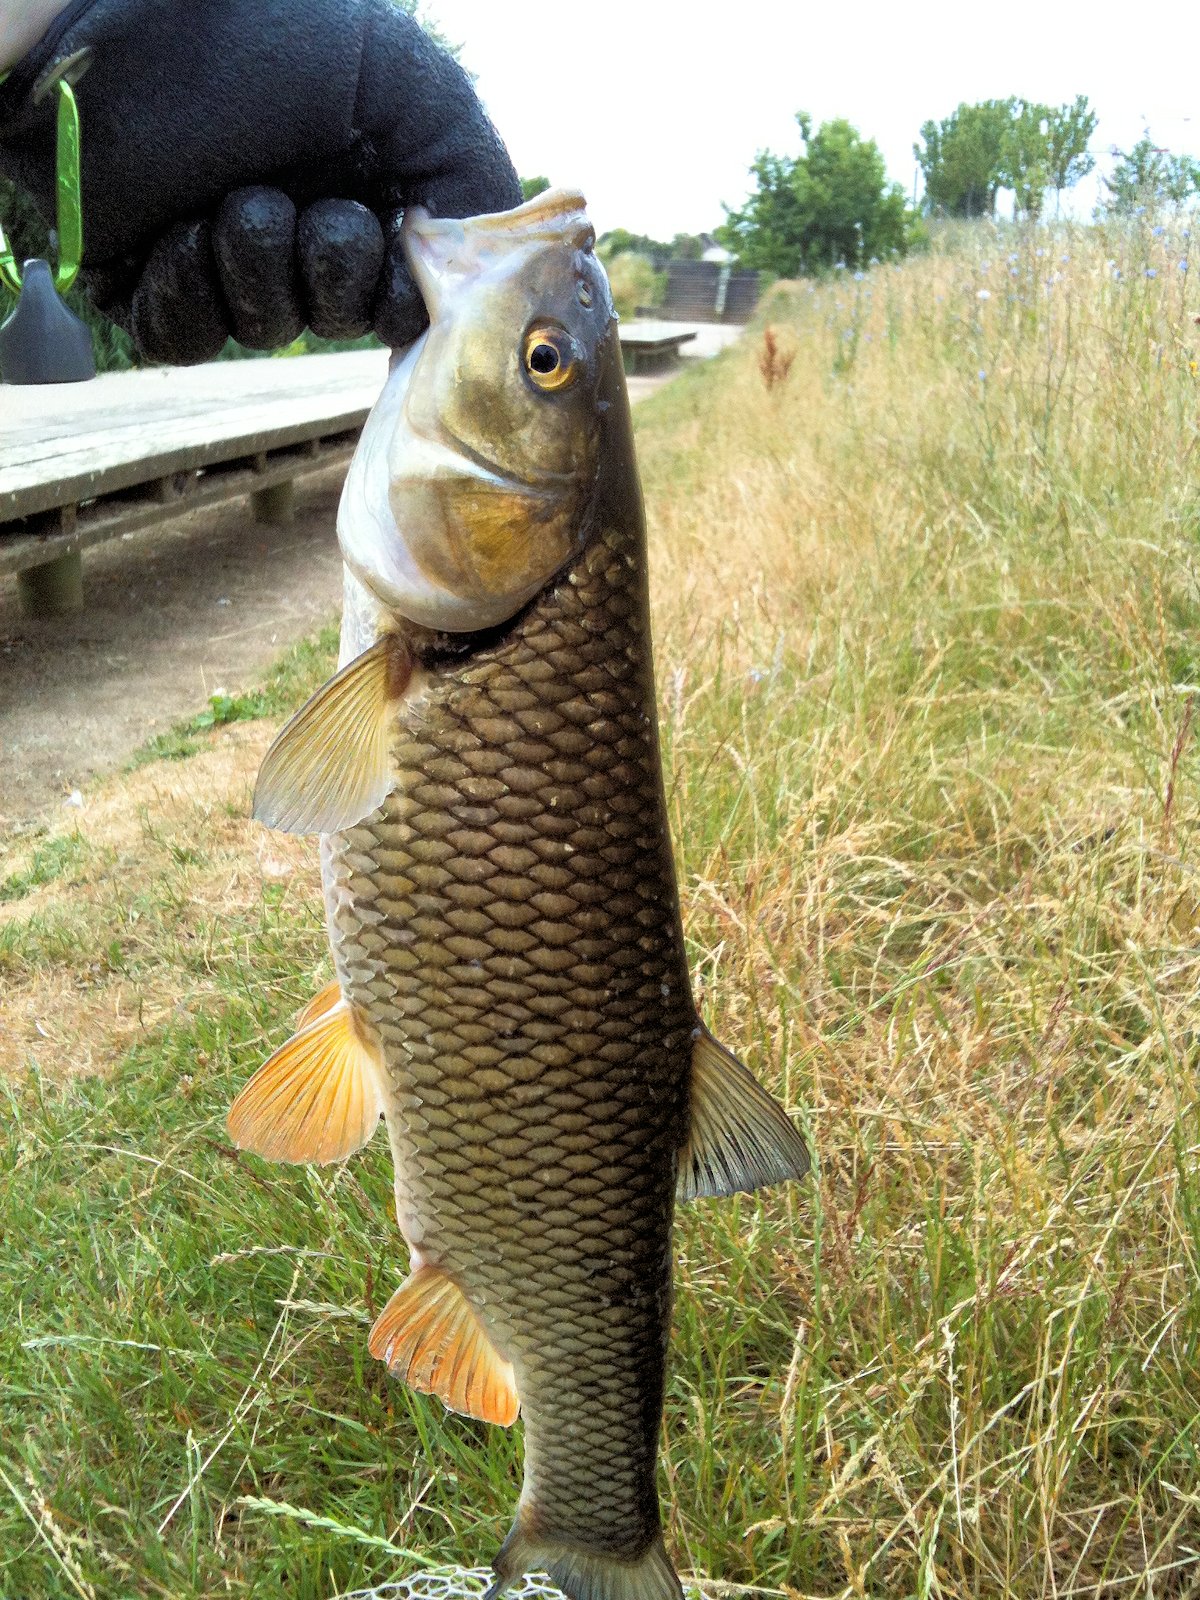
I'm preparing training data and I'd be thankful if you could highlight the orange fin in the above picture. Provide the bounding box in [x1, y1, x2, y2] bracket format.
[253, 635, 412, 835]
[295, 978, 342, 1031]
[368, 1265, 519, 1426]
[678, 1029, 811, 1202]
[227, 998, 383, 1165]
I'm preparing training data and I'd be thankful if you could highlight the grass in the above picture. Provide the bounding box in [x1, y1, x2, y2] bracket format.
[128, 625, 340, 767]
[2, 210, 1200, 1598]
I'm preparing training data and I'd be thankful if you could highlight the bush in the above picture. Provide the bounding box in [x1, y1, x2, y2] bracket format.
[604, 251, 665, 320]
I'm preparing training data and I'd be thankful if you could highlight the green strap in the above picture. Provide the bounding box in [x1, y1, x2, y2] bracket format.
[0, 79, 84, 297]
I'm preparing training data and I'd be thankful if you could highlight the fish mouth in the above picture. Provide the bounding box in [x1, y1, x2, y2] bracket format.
[402, 421, 577, 502]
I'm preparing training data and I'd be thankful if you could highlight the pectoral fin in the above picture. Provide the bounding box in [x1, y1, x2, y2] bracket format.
[252, 635, 412, 835]
[369, 1265, 520, 1426]
[678, 1029, 810, 1201]
[227, 995, 383, 1165]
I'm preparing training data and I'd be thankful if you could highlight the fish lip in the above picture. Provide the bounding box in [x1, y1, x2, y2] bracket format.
[406, 419, 579, 500]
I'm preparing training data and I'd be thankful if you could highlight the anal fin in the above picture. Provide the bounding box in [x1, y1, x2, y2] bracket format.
[368, 1265, 519, 1426]
[227, 995, 383, 1165]
[679, 1028, 810, 1201]
[253, 634, 412, 835]
[295, 978, 342, 1031]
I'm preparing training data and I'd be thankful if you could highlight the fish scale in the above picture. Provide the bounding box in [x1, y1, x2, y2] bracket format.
[326, 515, 694, 1560]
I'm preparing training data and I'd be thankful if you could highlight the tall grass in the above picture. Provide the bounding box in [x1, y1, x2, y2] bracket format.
[2, 212, 1199, 1598]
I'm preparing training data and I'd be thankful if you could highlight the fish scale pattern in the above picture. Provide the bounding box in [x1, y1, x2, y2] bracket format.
[326, 516, 696, 1560]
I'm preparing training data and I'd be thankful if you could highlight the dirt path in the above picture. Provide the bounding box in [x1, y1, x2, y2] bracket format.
[0, 359, 718, 831]
[0, 470, 347, 828]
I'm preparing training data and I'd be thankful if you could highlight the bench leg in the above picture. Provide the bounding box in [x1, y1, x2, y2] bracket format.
[18, 551, 84, 618]
[253, 480, 296, 526]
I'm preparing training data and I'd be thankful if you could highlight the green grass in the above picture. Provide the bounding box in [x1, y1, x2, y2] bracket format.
[0, 833, 92, 905]
[129, 625, 340, 767]
[4, 213, 1200, 1597]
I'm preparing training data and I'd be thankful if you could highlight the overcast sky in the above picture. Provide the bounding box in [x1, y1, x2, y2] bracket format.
[421, 0, 1200, 237]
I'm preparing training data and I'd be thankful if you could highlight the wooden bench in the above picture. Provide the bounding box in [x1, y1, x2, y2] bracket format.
[619, 321, 697, 375]
[0, 350, 388, 618]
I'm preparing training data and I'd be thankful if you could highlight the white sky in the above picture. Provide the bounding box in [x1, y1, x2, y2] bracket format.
[422, 0, 1200, 237]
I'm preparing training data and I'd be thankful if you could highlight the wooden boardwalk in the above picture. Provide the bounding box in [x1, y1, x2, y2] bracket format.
[0, 350, 388, 523]
[0, 351, 388, 613]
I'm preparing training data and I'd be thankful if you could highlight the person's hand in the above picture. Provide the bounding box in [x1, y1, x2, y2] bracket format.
[0, 0, 521, 362]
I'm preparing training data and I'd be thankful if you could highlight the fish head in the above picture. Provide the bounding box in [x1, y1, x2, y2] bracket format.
[339, 188, 616, 633]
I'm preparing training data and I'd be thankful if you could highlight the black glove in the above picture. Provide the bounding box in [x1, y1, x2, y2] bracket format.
[0, 0, 521, 361]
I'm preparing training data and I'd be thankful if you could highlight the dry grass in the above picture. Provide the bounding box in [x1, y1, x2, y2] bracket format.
[1, 213, 1199, 1598]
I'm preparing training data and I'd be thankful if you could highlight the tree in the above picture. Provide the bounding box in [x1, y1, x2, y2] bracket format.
[1044, 96, 1098, 200]
[1102, 133, 1200, 213]
[520, 175, 551, 201]
[721, 113, 911, 275]
[916, 101, 1014, 218]
[916, 97, 1098, 219]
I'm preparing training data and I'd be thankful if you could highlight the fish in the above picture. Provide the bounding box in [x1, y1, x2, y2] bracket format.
[227, 186, 810, 1600]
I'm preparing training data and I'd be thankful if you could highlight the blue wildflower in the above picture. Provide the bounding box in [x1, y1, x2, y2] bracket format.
[1145, 267, 1157, 279]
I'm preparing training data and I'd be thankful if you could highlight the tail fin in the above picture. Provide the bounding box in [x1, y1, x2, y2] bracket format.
[487, 1522, 682, 1600]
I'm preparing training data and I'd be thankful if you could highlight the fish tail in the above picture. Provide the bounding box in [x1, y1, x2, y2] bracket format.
[486, 1521, 682, 1600]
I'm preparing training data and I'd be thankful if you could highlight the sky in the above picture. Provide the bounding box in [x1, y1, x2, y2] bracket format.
[421, 0, 1200, 238]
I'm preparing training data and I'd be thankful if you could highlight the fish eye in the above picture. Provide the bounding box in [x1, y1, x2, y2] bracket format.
[523, 326, 579, 392]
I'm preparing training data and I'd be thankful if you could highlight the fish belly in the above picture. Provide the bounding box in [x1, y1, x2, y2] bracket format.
[323, 524, 693, 1560]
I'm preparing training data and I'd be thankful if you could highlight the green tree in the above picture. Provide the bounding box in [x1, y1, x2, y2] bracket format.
[916, 100, 1014, 218]
[520, 175, 551, 201]
[916, 96, 1098, 219]
[1005, 99, 1052, 217]
[1102, 133, 1200, 213]
[1044, 96, 1098, 204]
[721, 113, 910, 275]
[597, 229, 670, 262]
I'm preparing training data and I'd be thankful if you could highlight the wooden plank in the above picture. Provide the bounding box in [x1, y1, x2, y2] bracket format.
[618, 322, 698, 349]
[0, 351, 388, 521]
[0, 436, 355, 580]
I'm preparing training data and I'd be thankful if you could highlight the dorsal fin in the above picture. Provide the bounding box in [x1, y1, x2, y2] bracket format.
[227, 995, 383, 1165]
[253, 635, 412, 835]
[368, 1265, 520, 1426]
[678, 1029, 810, 1201]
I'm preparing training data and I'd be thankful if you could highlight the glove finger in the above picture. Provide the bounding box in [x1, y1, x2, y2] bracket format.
[297, 198, 385, 341]
[373, 209, 429, 350]
[213, 187, 304, 351]
[131, 220, 230, 365]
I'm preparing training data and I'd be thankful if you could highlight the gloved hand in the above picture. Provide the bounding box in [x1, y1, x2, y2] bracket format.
[0, 0, 521, 362]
